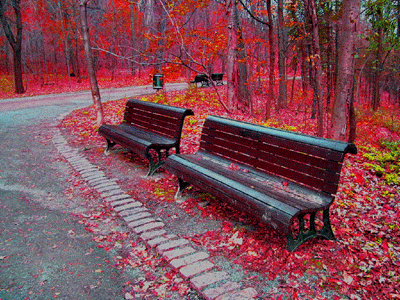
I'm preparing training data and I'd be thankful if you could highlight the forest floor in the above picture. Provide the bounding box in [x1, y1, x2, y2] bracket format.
[2, 75, 400, 299]
[58, 85, 400, 299]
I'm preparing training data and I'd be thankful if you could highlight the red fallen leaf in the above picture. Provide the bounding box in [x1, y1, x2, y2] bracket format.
[228, 163, 240, 171]
[282, 181, 289, 187]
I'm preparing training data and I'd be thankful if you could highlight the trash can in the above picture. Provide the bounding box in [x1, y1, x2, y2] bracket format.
[153, 74, 164, 90]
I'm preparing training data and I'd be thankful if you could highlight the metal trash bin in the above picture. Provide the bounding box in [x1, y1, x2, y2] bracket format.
[153, 74, 164, 90]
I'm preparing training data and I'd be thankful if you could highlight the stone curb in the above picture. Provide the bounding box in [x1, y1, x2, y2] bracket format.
[53, 132, 258, 300]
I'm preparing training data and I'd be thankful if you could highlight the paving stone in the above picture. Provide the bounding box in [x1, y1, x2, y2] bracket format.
[215, 288, 258, 300]
[202, 282, 241, 300]
[132, 221, 165, 234]
[102, 189, 124, 198]
[157, 239, 190, 253]
[123, 211, 152, 222]
[179, 260, 215, 279]
[148, 234, 177, 248]
[92, 181, 118, 189]
[113, 202, 142, 212]
[77, 167, 99, 173]
[96, 185, 121, 192]
[85, 175, 108, 182]
[162, 246, 197, 261]
[140, 229, 167, 241]
[111, 198, 135, 207]
[190, 271, 229, 291]
[119, 206, 148, 216]
[127, 217, 156, 228]
[106, 194, 132, 202]
[170, 251, 209, 269]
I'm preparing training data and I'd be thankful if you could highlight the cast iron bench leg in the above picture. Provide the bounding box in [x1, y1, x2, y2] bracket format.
[146, 149, 165, 176]
[174, 178, 190, 199]
[286, 209, 335, 252]
[104, 138, 116, 155]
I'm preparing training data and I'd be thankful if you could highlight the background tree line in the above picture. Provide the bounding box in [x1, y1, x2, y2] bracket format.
[1, 0, 399, 140]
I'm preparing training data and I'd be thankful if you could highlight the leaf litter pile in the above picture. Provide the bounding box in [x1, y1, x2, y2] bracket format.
[59, 88, 400, 299]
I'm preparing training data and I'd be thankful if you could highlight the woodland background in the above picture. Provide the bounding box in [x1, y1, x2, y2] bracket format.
[0, 0, 399, 139]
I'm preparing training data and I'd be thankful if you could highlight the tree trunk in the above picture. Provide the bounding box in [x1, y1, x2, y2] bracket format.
[305, 0, 324, 137]
[0, 0, 25, 94]
[226, 0, 237, 111]
[265, 0, 274, 120]
[79, 0, 104, 128]
[330, 0, 361, 140]
[277, 0, 287, 110]
[233, 4, 251, 112]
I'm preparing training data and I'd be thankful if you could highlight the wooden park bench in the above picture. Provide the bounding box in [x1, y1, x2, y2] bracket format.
[193, 74, 210, 87]
[211, 73, 224, 85]
[164, 116, 357, 251]
[98, 99, 194, 176]
[192, 73, 224, 87]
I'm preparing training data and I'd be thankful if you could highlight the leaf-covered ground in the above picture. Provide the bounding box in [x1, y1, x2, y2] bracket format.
[59, 87, 399, 299]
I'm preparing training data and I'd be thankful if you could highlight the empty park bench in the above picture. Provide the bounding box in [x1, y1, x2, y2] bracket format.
[98, 99, 194, 176]
[211, 73, 224, 85]
[193, 74, 210, 87]
[164, 116, 357, 251]
[192, 73, 224, 87]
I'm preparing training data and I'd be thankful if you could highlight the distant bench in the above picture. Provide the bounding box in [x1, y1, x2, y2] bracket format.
[192, 73, 224, 87]
[98, 99, 194, 176]
[165, 116, 357, 251]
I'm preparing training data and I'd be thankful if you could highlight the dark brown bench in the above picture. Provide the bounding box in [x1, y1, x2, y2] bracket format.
[211, 73, 224, 85]
[164, 116, 357, 251]
[193, 74, 210, 87]
[192, 73, 224, 87]
[98, 99, 194, 176]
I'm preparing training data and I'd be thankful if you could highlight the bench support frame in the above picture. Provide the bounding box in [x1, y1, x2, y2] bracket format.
[146, 148, 171, 176]
[286, 209, 335, 252]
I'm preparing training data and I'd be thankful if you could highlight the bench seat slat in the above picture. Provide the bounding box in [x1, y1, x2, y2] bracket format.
[126, 112, 182, 139]
[201, 135, 342, 184]
[166, 154, 295, 233]
[98, 124, 150, 154]
[171, 152, 332, 211]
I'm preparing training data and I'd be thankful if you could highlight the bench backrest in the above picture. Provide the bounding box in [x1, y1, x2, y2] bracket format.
[199, 116, 357, 196]
[123, 99, 194, 146]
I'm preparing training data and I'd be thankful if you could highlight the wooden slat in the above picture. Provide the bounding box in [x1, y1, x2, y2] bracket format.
[124, 101, 186, 139]
[199, 116, 344, 194]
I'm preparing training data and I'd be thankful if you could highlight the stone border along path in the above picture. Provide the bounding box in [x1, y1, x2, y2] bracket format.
[53, 131, 258, 300]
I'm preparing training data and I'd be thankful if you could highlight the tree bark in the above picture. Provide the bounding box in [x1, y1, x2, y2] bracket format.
[234, 3, 251, 112]
[265, 0, 274, 120]
[330, 0, 361, 141]
[305, 0, 324, 136]
[226, 0, 237, 111]
[0, 0, 25, 94]
[79, 0, 104, 127]
[277, 0, 287, 110]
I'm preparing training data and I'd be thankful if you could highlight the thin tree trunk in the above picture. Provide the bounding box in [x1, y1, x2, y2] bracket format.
[226, 0, 237, 111]
[330, 0, 361, 140]
[234, 3, 251, 112]
[0, 0, 25, 94]
[305, 0, 324, 136]
[277, 0, 287, 110]
[79, 0, 104, 127]
[265, 0, 274, 120]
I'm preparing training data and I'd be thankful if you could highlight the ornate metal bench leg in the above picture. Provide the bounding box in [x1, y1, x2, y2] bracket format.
[146, 149, 167, 176]
[286, 210, 335, 251]
[104, 139, 116, 155]
[319, 209, 335, 240]
[175, 178, 190, 199]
